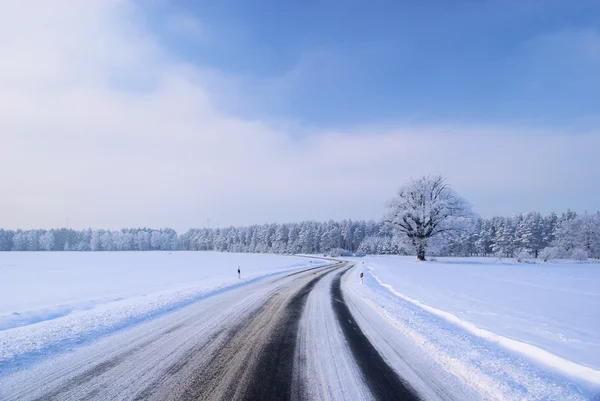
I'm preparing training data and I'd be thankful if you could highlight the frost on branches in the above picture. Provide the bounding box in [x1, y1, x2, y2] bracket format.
[385, 175, 472, 261]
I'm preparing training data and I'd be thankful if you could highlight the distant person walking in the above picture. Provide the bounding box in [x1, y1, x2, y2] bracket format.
[238, 266, 241, 280]
[360, 272, 364, 284]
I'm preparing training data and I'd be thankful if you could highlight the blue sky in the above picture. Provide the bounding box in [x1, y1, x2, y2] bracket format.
[0, 1, 599, 231]
[146, 0, 600, 128]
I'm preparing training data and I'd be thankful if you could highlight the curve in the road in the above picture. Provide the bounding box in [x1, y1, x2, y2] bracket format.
[1, 262, 426, 401]
[331, 267, 421, 401]
[174, 263, 342, 401]
[242, 264, 342, 400]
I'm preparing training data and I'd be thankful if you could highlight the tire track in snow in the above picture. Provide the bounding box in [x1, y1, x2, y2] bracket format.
[331, 267, 421, 401]
[241, 264, 342, 400]
[169, 263, 343, 400]
[0, 264, 339, 401]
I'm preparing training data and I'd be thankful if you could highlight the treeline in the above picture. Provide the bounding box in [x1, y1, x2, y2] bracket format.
[0, 220, 380, 254]
[175, 210, 600, 260]
[444, 210, 599, 260]
[178, 220, 381, 255]
[1, 210, 598, 260]
[0, 228, 178, 252]
[359, 210, 600, 260]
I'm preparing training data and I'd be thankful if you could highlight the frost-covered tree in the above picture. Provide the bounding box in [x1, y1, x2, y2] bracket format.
[272, 224, 289, 254]
[320, 220, 342, 252]
[138, 231, 152, 251]
[26, 231, 39, 251]
[517, 212, 544, 257]
[298, 223, 317, 254]
[90, 230, 102, 251]
[542, 212, 558, 248]
[385, 175, 472, 261]
[575, 213, 600, 259]
[475, 219, 495, 256]
[357, 235, 400, 255]
[357, 236, 378, 254]
[0, 230, 14, 251]
[438, 217, 478, 256]
[286, 224, 301, 254]
[150, 230, 164, 251]
[100, 231, 114, 251]
[12, 231, 27, 251]
[553, 210, 579, 252]
[492, 217, 518, 257]
[39, 231, 54, 251]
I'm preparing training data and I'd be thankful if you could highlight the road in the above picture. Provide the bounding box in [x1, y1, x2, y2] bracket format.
[0, 262, 447, 400]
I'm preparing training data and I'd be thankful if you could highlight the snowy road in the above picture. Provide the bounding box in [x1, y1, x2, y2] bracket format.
[2, 259, 592, 400]
[0, 261, 422, 401]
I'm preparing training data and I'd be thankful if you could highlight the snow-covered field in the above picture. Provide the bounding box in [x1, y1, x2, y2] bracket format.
[3, 251, 599, 399]
[352, 255, 600, 392]
[0, 251, 322, 372]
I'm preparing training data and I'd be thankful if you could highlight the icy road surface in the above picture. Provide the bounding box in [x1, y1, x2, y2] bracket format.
[0, 262, 412, 400]
[0, 259, 596, 400]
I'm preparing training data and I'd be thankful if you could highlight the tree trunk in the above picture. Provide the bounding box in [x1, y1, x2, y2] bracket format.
[417, 245, 426, 261]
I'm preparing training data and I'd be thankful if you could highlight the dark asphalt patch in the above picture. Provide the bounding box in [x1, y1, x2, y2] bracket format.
[175, 296, 280, 401]
[241, 266, 339, 401]
[331, 268, 421, 401]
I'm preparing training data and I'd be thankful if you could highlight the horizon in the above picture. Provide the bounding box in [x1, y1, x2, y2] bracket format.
[0, 206, 594, 234]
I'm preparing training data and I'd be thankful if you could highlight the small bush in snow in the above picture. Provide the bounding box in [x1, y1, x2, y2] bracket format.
[539, 246, 570, 262]
[571, 248, 589, 261]
[354, 250, 366, 257]
[516, 250, 534, 263]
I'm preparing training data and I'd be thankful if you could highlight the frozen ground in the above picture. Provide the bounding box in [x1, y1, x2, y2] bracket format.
[349, 255, 600, 394]
[2, 252, 599, 400]
[0, 251, 322, 371]
[0, 253, 597, 400]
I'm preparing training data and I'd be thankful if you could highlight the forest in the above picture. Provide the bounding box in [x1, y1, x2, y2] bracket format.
[1, 209, 598, 260]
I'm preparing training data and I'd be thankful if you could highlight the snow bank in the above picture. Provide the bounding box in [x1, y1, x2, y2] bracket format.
[356, 256, 600, 387]
[0, 251, 323, 372]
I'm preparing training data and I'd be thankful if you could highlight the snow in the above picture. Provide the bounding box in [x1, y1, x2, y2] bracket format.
[3, 251, 599, 398]
[295, 266, 372, 400]
[0, 251, 323, 372]
[350, 256, 600, 393]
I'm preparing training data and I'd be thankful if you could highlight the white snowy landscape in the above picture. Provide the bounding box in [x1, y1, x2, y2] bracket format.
[2, 1, 600, 398]
[0, 252, 323, 371]
[359, 256, 600, 373]
[349, 256, 600, 396]
[1, 251, 599, 399]
[1, 177, 599, 399]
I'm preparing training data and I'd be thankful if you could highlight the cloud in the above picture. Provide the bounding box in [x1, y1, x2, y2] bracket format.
[1, 1, 599, 232]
